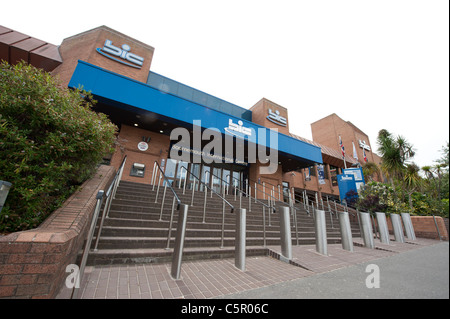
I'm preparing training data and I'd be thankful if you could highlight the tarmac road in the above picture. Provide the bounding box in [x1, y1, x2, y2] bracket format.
[219, 242, 449, 299]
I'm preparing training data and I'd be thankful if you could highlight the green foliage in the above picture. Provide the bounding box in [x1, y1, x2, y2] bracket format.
[357, 181, 448, 217]
[0, 61, 117, 233]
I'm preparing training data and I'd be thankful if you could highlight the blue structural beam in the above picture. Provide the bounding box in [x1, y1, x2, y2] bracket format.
[69, 61, 322, 165]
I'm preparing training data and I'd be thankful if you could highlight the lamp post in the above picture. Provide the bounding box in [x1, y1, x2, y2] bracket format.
[0, 181, 12, 213]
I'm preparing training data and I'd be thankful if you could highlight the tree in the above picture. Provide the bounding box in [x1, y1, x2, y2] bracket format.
[377, 129, 415, 182]
[0, 61, 118, 232]
[362, 161, 381, 182]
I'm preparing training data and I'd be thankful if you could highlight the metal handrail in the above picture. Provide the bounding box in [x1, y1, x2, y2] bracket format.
[180, 166, 234, 211]
[154, 161, 182, 209]
[93, 155, 127, 251]
[208, 172, 277, 247]
[180, 166, 234, 248]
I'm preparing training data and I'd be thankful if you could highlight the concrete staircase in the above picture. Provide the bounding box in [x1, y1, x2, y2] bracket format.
[87, 180, 361, 265]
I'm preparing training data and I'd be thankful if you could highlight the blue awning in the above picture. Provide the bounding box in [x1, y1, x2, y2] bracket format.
[68, 61, 322, 165]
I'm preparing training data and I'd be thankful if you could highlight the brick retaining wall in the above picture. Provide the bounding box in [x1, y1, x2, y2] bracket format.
[0, 165, 115, 299]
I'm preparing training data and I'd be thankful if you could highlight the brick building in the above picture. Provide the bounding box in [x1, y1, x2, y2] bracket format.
[1, 25, 381, 203]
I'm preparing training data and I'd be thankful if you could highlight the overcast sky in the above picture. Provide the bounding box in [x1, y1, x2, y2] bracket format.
[2, 0, 449, 168]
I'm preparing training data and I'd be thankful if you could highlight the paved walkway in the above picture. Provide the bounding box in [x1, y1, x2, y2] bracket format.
[56, 238, 447, 299]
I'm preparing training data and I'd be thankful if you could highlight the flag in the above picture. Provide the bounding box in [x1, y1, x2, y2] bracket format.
[339, 135, 345, 157]
[352, 142, 358, 161]
[363, 148, 368, 162]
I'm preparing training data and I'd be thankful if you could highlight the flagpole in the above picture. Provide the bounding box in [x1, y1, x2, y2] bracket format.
[339, 135, 347, 169]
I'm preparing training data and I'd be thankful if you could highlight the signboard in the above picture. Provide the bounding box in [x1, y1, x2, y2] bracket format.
[343, 167, 365, 192]
[97, 39, 144, 69]
[317, 165, 326, 185]
[138, 141, 148, 151]
[337, 174, 357, 204]
[267, 109, 287, 126]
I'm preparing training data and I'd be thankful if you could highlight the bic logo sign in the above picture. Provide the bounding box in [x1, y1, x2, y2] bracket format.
[97, 39, 144, 69]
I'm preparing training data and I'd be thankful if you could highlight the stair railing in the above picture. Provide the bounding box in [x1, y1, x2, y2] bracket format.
[71, 155, 127, 299]
[179, 166, 234, 248]
[225, 174, 277, 247]
[93, 155, 127, 251]
[152, 161, 190, 280]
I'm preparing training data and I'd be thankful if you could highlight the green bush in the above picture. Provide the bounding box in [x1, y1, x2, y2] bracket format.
[0, 61, 117, 233]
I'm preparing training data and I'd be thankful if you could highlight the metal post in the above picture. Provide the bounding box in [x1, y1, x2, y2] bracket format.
[171, 204, 189, 280]
[72, 190, 104, 299]
[359, 212, 375, 249]
[248, 187, 251, 212]
[315, 209, 328, 255]
[432, 214, 443, 241]
[376, 212, 390, 245]
[279, 207, 292, 260]
[390, 214, 405, 243]
[401, 213, 416, 240]
[221, 188, 226, 248]
[235, 208, 246, 271]
[339, 211, 354, 252]
[202, 186, 207, 223]
[159, 183, 167, 221]
[165, 196, 177, 249]
[190, 178, 195, 206]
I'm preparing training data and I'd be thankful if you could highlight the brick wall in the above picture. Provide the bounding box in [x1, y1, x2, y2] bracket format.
[410, 216, 449, 240]
[0, 165, 115, 299]
[378, 215, 449, 241]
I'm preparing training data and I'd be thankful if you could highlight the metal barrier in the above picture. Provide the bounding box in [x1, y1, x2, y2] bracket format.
[314, 209, 328, 255]
[401, 213, 416, 240]
[235, 208, 246, 271]
[339, 211, 354, 252]
[391, 213, 405, 243]
[279, 206, 293, 260]
[171, 203, 189, 280]
[376, 212, 390, 245]
[359, 212, 375, 249]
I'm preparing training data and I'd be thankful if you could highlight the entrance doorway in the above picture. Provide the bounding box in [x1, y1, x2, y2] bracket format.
[163, 159, 248, 195]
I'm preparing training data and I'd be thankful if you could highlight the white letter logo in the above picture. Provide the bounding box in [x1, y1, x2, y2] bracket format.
[97, 40, 144, 68]
[267, 109, 287, 127]
[365, 264, 380, 289]
[224, 119, 252, 138]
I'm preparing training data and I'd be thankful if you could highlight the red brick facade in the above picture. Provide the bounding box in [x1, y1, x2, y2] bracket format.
[0, 166, 115, 298]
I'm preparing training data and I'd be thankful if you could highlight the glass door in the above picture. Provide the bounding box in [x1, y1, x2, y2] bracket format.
[212, 167, 222, 194]
[200, 165, 211, 192]
[163, 159, 177, 186]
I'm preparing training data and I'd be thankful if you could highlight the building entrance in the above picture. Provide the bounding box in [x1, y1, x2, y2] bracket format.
[163, 159, 248, 195]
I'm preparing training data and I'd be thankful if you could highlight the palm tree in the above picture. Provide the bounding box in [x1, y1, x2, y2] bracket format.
[404, 163, 422, 210]
[362, 162, 381, 182]
[377, 129, 415, 183]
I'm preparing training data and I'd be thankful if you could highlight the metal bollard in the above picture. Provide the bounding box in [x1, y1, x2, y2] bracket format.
[279, 207, 292, 260]
[171, 204, 189, 280]
[359, 212, 375, 249]
[376, 212, 390, 245]
[401, 213, 416, 240]
[235, 208, 246, 271]
[339, 211, 353, 252]
[391, 214, 405, 243]
[315, 209, 328, 255]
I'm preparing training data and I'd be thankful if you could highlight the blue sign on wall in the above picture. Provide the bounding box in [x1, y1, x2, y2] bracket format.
[337, 174, 357, 204]
[343, 167, 365, 193]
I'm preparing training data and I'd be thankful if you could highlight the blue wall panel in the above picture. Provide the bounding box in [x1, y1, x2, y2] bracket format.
[69, 61, 322, 164]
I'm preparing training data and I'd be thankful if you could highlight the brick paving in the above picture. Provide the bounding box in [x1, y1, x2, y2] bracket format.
[56, 238, 440, 299]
